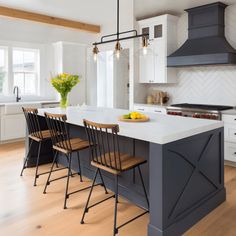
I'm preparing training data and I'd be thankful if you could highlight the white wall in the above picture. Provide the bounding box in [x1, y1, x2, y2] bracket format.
[53, 42, 87, 106]
[146, 3, 236, 106]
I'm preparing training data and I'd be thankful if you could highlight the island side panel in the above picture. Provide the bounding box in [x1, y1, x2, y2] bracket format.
[148, 127, 225, 236]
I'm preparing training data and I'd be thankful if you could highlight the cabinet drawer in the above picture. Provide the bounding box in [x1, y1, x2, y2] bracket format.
[149, 107, 166, 114]
[133, 105, 166, 114]
[133, 106, 149, 112]
[225, 142, 236, 162]
[224, 124, 236, 142]
[222, 114, 236, 124]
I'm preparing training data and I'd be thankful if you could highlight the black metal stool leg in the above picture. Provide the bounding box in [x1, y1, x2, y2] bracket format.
[138, 165, 149, 208]
[64, 153, 72, 209]
[20, 139, 33, 176]
[65, 154, 73, 177]
[77, 152, 83, 182]
[98, 169, 108, 194]
[81, 168, 99, 224]
[43, 151, 58, 194]
[55, 150, 59, 168]
[114, 175, 119, 236]
[34, 142, 42, 186]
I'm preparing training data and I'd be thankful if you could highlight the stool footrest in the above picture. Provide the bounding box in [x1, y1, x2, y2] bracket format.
[117, 210, 149, 230]
[67, 183, 102, 197]
[47, 171, 78, 183]
[87, 194, 115, 210]
[37, 167, 68, 177]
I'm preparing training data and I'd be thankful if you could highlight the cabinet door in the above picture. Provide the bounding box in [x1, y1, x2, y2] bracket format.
[1, 114, 26, 141]
[225, 142, 236, 162]
[139, 43, 155, 83]
[153, 39, 166, 83]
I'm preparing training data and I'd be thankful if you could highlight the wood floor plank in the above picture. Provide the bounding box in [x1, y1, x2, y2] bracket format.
[0, 141, 235, 236]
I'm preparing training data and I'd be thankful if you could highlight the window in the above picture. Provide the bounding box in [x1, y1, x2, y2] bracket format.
[0, 46, 40, 96]
[13, 48, 39, 95]
[0, 47, 7, 94]
[154, 25, 162, 38]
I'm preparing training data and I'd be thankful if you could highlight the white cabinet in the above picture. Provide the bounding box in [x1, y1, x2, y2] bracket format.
[133, 104, 166, 114]
[222, 114, 236, 162]
[1, 114, 26, 141]
[0, 101, 54, 142]
[139, 42, 155, 83]
[138, 14, 178, 84]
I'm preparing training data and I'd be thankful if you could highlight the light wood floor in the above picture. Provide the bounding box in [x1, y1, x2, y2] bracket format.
[1, 141, 236, 236]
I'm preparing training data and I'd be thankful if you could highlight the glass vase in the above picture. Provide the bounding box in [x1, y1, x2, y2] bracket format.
[60, 94, 68, 109]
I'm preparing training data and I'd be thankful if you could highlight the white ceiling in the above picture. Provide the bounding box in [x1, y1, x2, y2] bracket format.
[135, 0, 236, 19]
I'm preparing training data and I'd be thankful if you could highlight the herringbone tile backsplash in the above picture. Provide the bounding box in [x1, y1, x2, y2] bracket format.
[149, 4, 236, 106]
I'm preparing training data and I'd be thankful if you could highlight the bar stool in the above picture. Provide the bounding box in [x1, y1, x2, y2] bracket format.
[81, 119, 149, 236]
[43, 112, 108, 209]
[20, 108, 62, 186]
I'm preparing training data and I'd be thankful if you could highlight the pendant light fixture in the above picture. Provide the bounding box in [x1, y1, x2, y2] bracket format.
[142, 36, 148, 55]
[92, 44, 99, 61]
[92, 0, 149, 61]
[115, 41, 122, 59]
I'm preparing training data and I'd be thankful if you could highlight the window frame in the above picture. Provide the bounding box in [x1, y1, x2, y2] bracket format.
[0, 46, 8, 95]
[0, 46, 40, 96]
[12, 47, 40, 95]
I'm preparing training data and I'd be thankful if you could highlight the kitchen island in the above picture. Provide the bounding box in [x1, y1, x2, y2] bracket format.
[26, 106, 225, 236]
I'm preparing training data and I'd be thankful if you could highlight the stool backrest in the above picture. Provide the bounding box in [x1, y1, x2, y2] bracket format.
[44, 112, 72, 151]
[22, 107, 43, 140]
[83, 119, 122, 171]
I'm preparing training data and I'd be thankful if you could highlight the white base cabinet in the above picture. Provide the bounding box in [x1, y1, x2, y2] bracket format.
[0, 101, 59, 142]
[1, 114, 26, 141]
[133, 104, 166, 114]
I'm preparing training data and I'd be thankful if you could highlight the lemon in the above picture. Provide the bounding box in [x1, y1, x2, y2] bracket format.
[123, 114, 131, 119]
[129, 111, 145, 119]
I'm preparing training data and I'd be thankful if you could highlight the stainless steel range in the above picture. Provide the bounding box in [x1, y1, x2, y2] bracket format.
[167, 103, 233, 120]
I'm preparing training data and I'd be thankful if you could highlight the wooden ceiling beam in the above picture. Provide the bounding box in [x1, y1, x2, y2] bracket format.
[0, 6, 101, 33]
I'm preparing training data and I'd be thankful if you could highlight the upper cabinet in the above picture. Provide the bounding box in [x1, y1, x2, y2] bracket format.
[138, 14, 179, 84]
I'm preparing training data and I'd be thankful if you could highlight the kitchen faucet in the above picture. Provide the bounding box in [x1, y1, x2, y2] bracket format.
[13, 86, 21, 102]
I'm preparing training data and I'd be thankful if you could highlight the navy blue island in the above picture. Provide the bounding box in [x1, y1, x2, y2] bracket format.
[26, 106, 225, 236]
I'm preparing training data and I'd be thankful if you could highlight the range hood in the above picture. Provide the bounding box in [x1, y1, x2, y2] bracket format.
[167, 2, 236, 67]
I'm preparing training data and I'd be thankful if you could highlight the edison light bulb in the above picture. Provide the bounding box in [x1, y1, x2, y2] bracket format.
[143, 47, 147, 55]
[115, 41, 121, 60]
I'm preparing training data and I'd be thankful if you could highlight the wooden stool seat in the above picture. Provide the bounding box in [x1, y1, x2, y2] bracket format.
[91, 153, 147, 175]
[53, 138, 89, 154]
[29, 130, 51, 142]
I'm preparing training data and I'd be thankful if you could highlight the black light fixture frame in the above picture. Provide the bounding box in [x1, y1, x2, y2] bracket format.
[92, 0, 149, 47]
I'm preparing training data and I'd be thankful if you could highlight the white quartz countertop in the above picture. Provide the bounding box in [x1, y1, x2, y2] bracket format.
[38, 106, 223, 145]
[0, 100, 59, 107]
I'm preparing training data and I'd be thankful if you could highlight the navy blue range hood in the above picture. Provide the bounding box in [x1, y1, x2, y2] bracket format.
[167, 2, 236, 67]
